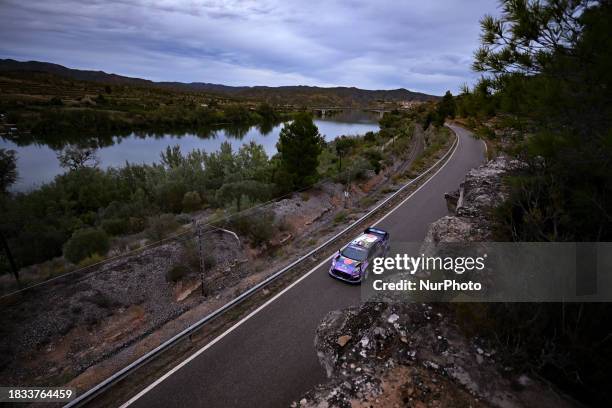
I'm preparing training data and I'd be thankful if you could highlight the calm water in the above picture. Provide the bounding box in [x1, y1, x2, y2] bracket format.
[1, 110, 380, 191]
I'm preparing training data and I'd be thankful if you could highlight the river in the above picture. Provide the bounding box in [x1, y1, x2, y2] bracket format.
[1, 110, 381, 192]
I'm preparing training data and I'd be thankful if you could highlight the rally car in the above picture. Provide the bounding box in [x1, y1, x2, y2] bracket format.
[328, 227, 389, 283]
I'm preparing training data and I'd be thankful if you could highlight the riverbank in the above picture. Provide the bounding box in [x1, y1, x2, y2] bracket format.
[2, 112, 380, 191]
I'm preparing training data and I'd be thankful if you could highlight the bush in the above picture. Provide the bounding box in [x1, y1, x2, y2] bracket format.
[334, 157, 372, 182]
[182, 191, 202, 212]
[63, 228, 110, 264]
[12, 225, 67, 268]
[453, 302, 612, 406]
[364, 131, 377, 143]
[156, 181, 187, 213]
[145, 214, 180, 241]
[227, 209, 275, 247]
[334, 211, 348, 224]
[390, 135, 412, 155]
[359, 196, 376, 208]
[77, 253, 105, 268]
[175, 214, 191, 225]
[475, 125, 496, 139]
[101, 217, 129, 236]
[128, 217, 146, 233]
[166, 264, 190, 282]
[364, 149, 384, 174]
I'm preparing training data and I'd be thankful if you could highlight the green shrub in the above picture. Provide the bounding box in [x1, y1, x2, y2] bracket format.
[390, 135, 412, 155]
[227, 209, 275, 247]
[359, 196, 376, 208]
[182, 191, 202, 212]
[145, 214, 180, 241]
[128, 217, 146, 233]
[334, 157, 372, 182]
[166, 264, 190, 282]
[364, 131, 377, 143]
[363, 149, 384, 174]
[476, 125, 496, 139]
[101, 218, 128, 236]
[77, 253, 105, 268]
[156, 181, 187, 213]
[63, 228, 110, 264]
[334, 211, 347, 224]
[175, 214, 192, 225]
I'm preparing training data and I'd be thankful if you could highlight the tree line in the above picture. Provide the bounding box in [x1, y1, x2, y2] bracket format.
[0, 111, 404, 275]
[443, 1, 612, 405]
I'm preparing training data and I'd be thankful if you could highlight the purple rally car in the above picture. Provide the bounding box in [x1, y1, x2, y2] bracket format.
[329, 227, 390, 283]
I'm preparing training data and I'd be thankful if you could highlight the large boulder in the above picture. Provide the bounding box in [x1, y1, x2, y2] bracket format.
[428, 156, 523, 243]
[300, 302, 579, 408]
[297, 157, 578, 408]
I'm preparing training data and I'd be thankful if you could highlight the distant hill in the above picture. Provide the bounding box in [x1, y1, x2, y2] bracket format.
[0, 58, 156, 87]
[0, 58, 439, 107]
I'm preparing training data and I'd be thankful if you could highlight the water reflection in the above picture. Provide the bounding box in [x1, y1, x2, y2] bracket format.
[1, 110, 380, 191]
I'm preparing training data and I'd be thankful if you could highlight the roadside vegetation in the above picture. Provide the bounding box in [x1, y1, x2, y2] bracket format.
[436, 1, 612, 405]
[0, 106, 436, 288]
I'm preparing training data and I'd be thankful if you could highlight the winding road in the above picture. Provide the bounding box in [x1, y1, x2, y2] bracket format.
[120, 124, 485, 408]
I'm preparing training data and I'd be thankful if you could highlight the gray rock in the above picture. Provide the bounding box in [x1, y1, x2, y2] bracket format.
[298, 157, 578, 408]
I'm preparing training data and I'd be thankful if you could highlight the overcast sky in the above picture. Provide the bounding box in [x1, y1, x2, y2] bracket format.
[0, 0, 501, 95]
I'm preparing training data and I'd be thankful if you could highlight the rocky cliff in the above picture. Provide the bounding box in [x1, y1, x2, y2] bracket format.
[295, 157, 578, 408]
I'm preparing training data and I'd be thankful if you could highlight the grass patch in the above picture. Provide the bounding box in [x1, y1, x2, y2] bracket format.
[333, 210, 348, 224]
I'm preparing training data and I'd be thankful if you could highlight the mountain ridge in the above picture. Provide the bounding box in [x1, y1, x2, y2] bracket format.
[0, 58, 439, 106]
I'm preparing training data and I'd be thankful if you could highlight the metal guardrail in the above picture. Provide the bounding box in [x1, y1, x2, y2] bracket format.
[64, 126, 459, 408]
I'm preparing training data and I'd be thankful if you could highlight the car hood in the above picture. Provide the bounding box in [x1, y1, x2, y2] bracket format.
[331, 255, 361, 275]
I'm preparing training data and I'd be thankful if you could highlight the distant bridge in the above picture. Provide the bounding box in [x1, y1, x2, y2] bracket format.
[310, 107, 390, 118]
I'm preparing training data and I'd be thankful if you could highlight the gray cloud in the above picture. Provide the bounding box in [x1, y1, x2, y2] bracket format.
[0, 0, 501, 95]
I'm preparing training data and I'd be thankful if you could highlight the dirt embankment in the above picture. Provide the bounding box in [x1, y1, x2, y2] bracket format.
[0, 128, 426, 392]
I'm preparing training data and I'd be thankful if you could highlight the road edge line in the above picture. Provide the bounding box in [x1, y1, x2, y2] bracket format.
[116, 127, 462, 408]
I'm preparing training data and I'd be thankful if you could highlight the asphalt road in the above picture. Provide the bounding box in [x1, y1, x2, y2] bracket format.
[122, 124, 485, 408]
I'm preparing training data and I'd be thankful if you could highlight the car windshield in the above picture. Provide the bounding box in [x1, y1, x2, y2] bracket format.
[341, 245, 367, 261]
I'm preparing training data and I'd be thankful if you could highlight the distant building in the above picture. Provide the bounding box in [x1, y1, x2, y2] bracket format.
[399, 100, 425, 109]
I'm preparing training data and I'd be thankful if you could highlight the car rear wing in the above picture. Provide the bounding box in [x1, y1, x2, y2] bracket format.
[364, 227, 389, 240]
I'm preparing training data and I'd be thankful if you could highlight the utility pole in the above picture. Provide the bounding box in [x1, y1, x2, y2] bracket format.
[344, 171, 351, 209]
[194, 220, 206, 297]
[0, 229, 19, 285]
[193, 221, 240, 298]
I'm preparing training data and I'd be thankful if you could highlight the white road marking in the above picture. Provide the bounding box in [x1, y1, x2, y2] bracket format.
[374, 130, 461, 226]
[119, 256, 332, 408]
[119, 129, 463, 408]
